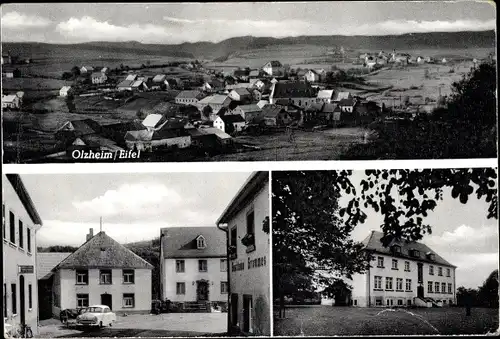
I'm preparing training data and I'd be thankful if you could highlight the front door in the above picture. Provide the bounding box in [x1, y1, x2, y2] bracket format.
[19, 275, 26, 325]
[196, 281, 209, 301]
[417, 285, 424, 298]
[101, 294, 112, 310]
[243, 295, 252, 333]
[230, 294, 238, 327]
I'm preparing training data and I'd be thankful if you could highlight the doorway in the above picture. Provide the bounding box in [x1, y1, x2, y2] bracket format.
[230, 294, 238, 327]
[417, 285, 424, 298]
[243, 295, 253, 333]
[19, 275, 26, 325]
[100, 294, 112, 310]
[196, 280, 209, 301]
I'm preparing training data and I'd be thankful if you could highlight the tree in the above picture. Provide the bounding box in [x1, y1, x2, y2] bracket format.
[478, 269, 499, 308]
[71, 66, 80, 77]
[13, 68, 21, 78]
[62, 72, 73, 80]
[202, 105, 213, 119]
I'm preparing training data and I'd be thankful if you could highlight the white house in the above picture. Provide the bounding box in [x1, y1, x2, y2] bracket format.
[175, 90, 205, 105]
[228, 88, 252, 102]
[316, 90, 335, 104]
[91, 72, 107, 84]
[3, 174, 43, 335]
[262, 61, 283, 76]
[152, 74, 170, 90]
[304, 70, 320, 83]
[159, 227, 228, 310]
[217, 172, 270, 336]
[349, 231, 457, 308]
[2, 94, 21, 109]
[214, 115, 246, 134]
[59, 86, 73, 97]
[80, 66, 94, 74]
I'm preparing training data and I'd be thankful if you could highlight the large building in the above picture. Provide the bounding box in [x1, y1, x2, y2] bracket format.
[3, 174, 43, 335]
[270, 82, 317, 109]
[216, 172, 270, 336]
[350, 231, 457, 307]
[49, 229, 153, 316]
[159, 227, 227, 309]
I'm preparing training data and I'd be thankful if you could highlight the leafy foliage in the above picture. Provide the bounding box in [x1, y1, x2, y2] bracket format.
[457, 269, 499, 308]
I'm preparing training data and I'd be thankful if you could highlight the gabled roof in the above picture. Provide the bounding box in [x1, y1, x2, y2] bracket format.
[261, 104, 285, 118]
[272, 82, 316, 99]
[317, 90, 335, 99]
[322, 103, 337, 113]
[5, 175, 43, 226]
[2, 95, 18, 103]
[176, 90, 204, 100]
[131, 80, 145, 88]
[333, 91, 352, 101]
[249, 70, 260, 77]
[160, 227, 226, 258]
[231, 88, 251, 96]
[221, 114, 245, 123]
[199, 94, 231, 105]
[125, 129, 153, 141]
[117, 79, 134, 88]
[152, 128, 180, 140]
[81, 66, 94, 71]
[57, 119, 101, 135]
[265, 60, 282, 67]
[37, 252, 72, 280]
[236, 104, 262, 113]
[339, 98, 355, 106]
[60, 85, 72, 92]
[256, 100, 269, 108]
[362, 231, 456, 268]
[153, 74, 167, 82]
[142, 114, 164, 128]
[55, 231, 153, 269]
[125, 74, 137, 81]
[307, 102, 324, 112]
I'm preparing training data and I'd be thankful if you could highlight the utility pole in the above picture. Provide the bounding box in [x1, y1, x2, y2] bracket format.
[100, 217, 103, 233]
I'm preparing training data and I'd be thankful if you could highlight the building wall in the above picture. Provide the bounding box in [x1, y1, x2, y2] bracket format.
[162, 258, 227, 302]
[151, 135, 191, 149]
[57, 268, 152, 314]
[3, 175, 40, 335]
[228, 181, 270, 335]
[214, 118, 225, 133]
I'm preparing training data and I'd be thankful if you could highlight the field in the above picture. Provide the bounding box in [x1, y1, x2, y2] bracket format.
[273, 306, 499, 336]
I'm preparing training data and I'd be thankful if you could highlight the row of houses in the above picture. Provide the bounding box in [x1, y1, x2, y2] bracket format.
[359, 51, 450, 68]
[3, 172, 270, 336]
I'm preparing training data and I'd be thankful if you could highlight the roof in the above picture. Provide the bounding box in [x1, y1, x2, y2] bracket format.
[217, 172, 269, 224]
[2, 95, 18, 103]
[317, 90, 334, 99]
[199, 94, 231, 105]
[307, 102, 324, 112]
[60, 86, 72, 92]
[333, 92, 352, 101]
[152, 129, 181, 140]
[322, 103, 337, 113]
[131, 80, 145, 88]
[261, 104, 285, 118]
[256, 100, 269, 108]
[176, 90, 204, 100]
[160, 227, 226, 258]
[266, 61, 282, 67]
[249, 70, 260, 76]
[200, 127, 232, 140]
[237, 104, 261, 113]
[37, 253, 72, 279]
[231, 88, 251, 96]
[125, 74, 137, 81]
[81, 66, 94, 71]
[117, 79, 134, 88]
[152, 74, 167, 82]
[57, 119, 101, 135]
[142, 114, 164, 128]
[339, 98, 355, 106]
[124, 129, 153, 141]
[55, 231, 153, 270]
[91, 72, 105, 78]
[362, 231, 456, 268]
[221, 114, 245, 123]
[5, 174, 43, 226]
[272, 82, 316, 99]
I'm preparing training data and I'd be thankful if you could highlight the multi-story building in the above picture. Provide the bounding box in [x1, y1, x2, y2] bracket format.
[350, 231, 457, 307]
[216, 172, 270, 335]
[270, 82, 317, 109]
[3, 174, 43, 335]
[49, 229, 153, 315]
[159, 227, 227, 308]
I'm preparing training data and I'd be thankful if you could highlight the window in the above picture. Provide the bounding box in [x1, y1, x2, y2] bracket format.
[375, 297, 383, 306]
[377, 257, 384, 268]
[386, 299, 393, 306]
[392, 259, 398, 270]
[9, 211, 15, 243]
[220, 259, 228, 272]
[18, 220, 23, 249]
[28, 284, 32, 309]
[442, 282, 446, 294]
[428, 281, 433, 293]
[123, 294, 135, 308]
[448, 283, 452, 294]
[429, 265, 434, 275]
[11, 284, 17, 314]
[230, 227, 237, 257]
[397, 299, 403, 306]
[2, 204, 6, 239]
[353, 300, 357, 306]
[396, 278, 403, 291]
[411, 250, 420, 258]
[76, 270, 88, 285]
[176, 282, 185, 295]
[407, 300, 412, 306]
[446, 268, 451, 277]
[246, 210, 255, 235]
[100, 269, 112, 284]
[374, 276, 382, 289]
[435, 282, 440, 293]
[385, 277, 393, 290]
[438, 267, 443, 276]
[198, 260, 208, 272]
[76, 294, 89, 308]
[221, 282, 229, 294]
[404, 261, 410, 272]
[392, 245, 401, 253]
[197, 236, 206, 249]
[27, 228, 31, 252]
[4, 283, 7, 317]
[123, 269, 134, 284]
[406, 279, 412, 291]
[176, 260, 185, 273]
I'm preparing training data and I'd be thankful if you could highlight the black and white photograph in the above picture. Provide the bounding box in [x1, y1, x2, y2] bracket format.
[272, 168, 499, 336]
[1, 1, 497, 163]
[2, 171, 271, 337]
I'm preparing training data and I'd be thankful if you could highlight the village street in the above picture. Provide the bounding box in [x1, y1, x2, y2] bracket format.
[37, 313, 228, 338]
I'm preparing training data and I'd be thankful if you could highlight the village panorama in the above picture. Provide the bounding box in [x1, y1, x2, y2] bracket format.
[2, 30, 496, 163]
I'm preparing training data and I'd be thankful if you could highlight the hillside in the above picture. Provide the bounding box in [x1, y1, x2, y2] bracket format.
[2, 30, 495, 61]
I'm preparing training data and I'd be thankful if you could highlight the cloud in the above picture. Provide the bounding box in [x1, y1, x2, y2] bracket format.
[356, 19, 497, 35]
[423, 224, 498, 254]
[1, 11, 52, 29]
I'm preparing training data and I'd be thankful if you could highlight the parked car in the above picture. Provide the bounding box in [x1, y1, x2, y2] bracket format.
[76, 305, 116, 328]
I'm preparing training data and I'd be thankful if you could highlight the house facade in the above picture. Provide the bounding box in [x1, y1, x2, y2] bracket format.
[349, 231, 457, 308]
[175, 91, 205, 105]
[159, 227, 228, 308]
[214, 115, 246, 134]
[229, 104, 264, 124]
[91, 72, 107, 84]
[270, 82, 316, 109]
[2, 94, 21, 109]
[50, 229, 153, 316]
[3, 174, 43, 335]
[59, 86, 73, 97]
[217, 172, 270, 336]
[262, 61, 283, 76]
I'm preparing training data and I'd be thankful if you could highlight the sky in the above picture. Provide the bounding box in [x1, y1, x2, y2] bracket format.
[343, 169, 499, 290]
[1, 2, 496, 44]
[18, 172, 252, 247]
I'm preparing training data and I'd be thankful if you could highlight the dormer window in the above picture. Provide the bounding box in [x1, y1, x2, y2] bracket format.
[427, 252, 436, 261]
[410, 250, 420, 258]
[391, 245, 401, 254]
[197, 235, 206, 249]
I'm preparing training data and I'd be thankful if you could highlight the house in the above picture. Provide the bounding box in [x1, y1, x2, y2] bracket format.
[2, 52, 12, 64]
[233, 68, 250, 81]
[3, 174, 44, 335]
[248, 70, 260, 79]
[198, 127, 233, 147]
[229, 104, 264, 124]
[200, 82, 212, 92]
[249, 79, 265, 91]
[49, 229, 153, 315]
[100, 67, 109, 74]
[125, 74, 138, 81]
[216, 172, 270, 335]
[256, 100, 269, 109]
[159, 227, 227, 310]
[56, 119, 102, 139]
[228, 88, 252, 103]
[59, 86, 73, 97]
[197, 95, 233, 116]
[142, 114, 165, 131]
[116, 79, 134, 91]
[262, 61, 284, 76]
[131, 80, 148, 91]
[349, 231, 456, 308]
[332, 91, 352, 103]
[91, 72, 107, 84]
[150, 129, 192, 149]
[261, 104, 292, 126]
[416, 56, 425, 64]
[316, 90, 335, 104]
[2, 94, 21, 109]
[338, 98, 356, 113]
[270, 82, 317, 109]
[304, 69, 320, 83]
[441, 58, 448, 64]
[152, 74, 170, 90]
[424, 56, 435, 63]
[2, 69, 14, 78]
[175, 90, 206, 105]
[214, 114, 246, 134]
[80, 66, 94, 74]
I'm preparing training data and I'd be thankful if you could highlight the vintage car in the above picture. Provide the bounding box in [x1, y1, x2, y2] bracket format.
[76, 305, 116, 328]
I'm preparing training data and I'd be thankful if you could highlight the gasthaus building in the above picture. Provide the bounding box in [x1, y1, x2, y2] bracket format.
[216, 171, 270, 336]
[3, 174, 43, 335]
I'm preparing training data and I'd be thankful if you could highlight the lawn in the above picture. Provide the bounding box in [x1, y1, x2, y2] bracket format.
[273, 306, 499, 336]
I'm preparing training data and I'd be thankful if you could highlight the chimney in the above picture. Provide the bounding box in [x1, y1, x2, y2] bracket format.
[86, 228, 94, 241]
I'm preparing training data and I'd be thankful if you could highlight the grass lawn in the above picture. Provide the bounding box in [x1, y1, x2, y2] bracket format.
[273, 306, 499, 336]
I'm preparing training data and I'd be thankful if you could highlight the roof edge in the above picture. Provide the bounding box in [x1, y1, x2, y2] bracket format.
[6, 174, 43, 226]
